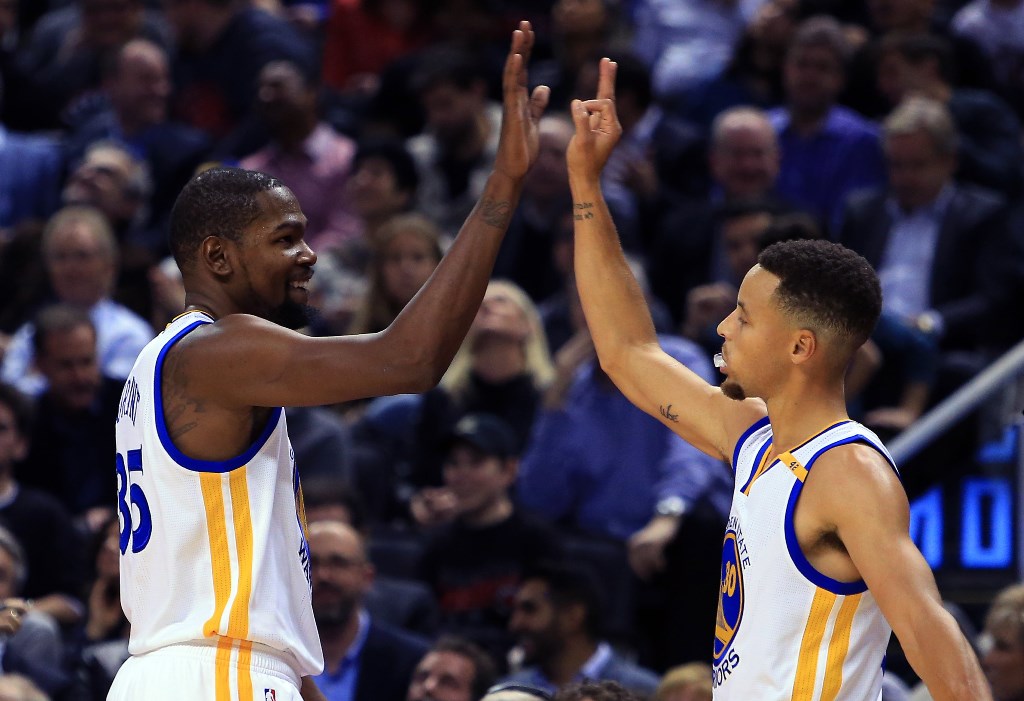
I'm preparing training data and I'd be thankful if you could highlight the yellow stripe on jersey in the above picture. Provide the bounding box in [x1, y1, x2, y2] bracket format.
[201, 472, 233, 637]
[820, 594, 862, 701]
[227, 467, 254, 639]
[792, 587, 836, 701]
[215, 635, 233, 701]
[779, 451, 809, 483]
[237, 640, 254, 700]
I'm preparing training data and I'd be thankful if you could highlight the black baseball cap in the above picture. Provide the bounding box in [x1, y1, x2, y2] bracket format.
[444, 413, 519, 459]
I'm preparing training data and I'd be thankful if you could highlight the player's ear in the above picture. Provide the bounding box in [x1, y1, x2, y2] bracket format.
[791, 328, 816, 365]
[200, 236, 234, 278]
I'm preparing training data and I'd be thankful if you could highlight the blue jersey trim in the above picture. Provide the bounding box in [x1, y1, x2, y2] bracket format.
[731, 416, 770, 473]
[737, 438, 773, 495]
[782, 433, 900, 594]
[154, 319, 283, 473]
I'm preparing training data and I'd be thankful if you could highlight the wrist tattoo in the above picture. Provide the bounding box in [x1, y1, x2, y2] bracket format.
[574, 201, 595, 221]
[659, 404, 679, 422]
[481, 198, 512, 229]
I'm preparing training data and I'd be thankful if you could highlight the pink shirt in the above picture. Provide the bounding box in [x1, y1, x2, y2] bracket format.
[241, 123, 360, 251]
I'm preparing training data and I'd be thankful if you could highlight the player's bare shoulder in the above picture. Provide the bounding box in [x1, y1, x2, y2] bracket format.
[804, 441, 906, 526]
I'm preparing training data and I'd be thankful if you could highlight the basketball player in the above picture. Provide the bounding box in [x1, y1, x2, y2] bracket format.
[109, 22, 550, 701]
[566, 58, 989, 701]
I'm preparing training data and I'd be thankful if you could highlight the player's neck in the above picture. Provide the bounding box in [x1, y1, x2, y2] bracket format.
[764, 383, 849, 455]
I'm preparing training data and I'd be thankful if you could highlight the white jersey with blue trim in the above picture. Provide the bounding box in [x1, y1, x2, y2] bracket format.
[114, 310, 323, 679]
[711, 417, 896, 701]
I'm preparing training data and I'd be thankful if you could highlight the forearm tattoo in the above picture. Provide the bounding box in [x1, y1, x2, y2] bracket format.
[659, 404, 679, 422]
[574, 202, 594, 220]
[480, 197, 512, 229]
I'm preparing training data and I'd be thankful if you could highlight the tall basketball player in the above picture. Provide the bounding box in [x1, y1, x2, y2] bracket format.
[566, 58, 989, 701]
[110, 22, 549, 701]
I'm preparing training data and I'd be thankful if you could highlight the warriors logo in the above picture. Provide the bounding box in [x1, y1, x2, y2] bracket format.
[714, 530, 745, 662]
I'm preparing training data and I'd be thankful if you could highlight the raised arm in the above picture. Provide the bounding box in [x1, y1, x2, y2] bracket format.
[811, 446, 991, 701]
[181, 22, 550, 408]
[566, 58, 763, 461]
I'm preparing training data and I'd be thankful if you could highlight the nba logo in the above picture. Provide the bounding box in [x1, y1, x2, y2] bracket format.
[265, 690, 276, 701]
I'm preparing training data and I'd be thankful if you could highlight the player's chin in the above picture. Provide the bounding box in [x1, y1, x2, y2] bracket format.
[720, 378, 747, 401]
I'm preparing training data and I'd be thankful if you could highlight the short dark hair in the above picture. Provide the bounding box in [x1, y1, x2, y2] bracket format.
[757, 239, 881, 353]
[32, 304, 96, 358]
[879, 33, 955, 83]
[0, 384, 32, 438]
[430, 636, 497, 701]
[523, 562, 605, 640]
[169, 167, 285, 270]
[553, 681, 641, 701]
[789, 15, 851, 66]
[301, 477, 368, 533]
[353, 138, 420, 195]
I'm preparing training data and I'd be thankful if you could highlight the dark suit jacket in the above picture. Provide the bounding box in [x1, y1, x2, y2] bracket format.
[839, 184, 1024, 349]
[354, 621, 429, 701]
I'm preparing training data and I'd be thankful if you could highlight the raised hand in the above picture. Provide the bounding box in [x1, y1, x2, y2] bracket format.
[567, 58, 623, 178]
[493, 21, 551, 181]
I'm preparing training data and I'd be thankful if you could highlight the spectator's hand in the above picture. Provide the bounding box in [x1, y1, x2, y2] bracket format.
[567, 58, 622, 179]
[0, 598, 29, 638]
[85, 577, 123, 641]
[83, 506, 115, 534]
[628, 515, 681, 580]
[493, 21, 550, 182]
[410, 487, 458, 528]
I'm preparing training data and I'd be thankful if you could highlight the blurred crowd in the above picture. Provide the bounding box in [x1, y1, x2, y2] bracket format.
[0, 0, 1022, 699]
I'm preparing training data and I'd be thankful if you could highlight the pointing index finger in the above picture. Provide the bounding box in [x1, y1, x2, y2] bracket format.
[596, 57, 617, 101]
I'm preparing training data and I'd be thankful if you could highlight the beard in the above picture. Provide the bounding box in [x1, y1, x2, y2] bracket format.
[273, 299, 319, 330]
[720, 378, 747, 401]
[312, 590, 357, 629]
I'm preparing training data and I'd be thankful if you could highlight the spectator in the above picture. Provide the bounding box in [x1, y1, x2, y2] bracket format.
[839, 96, 1024, 437]
[0, 384, 85, 628]
[309, 520, 429, 701]
[980, 583, 1024, 701]
[875, 32, 1023, 197]
[0, 525, 66, 695]
[73, 517, 130, 700]
[412, 280, 554, 487]
[15, 0, 171, 129]
[406, 636, 498, 701]
[406, 45, 502, 236]
[503, 563, 659, 696]
[63, 38, 212, 231]
[286, 404, 354, 483]
[164, 0, 315, 158]
[631, 0, 769, 103]
[0, 674, 50, 701]
[241, 59, 359, 253]
[320, 0, 433, 97]
[519, 316, 730, 667]
[647, 106, 782, 326]
[654, 663, 712, 701]
[0, 124, 62, 233]
[416, 413, 562, 661]
[308, 138, 420, 336]
[951, 0, 1024, 118]
[769, 15, 886, 233]
[494, 116, 576, 303]
[302, 478, 440, 638]
[0, 206, 152, 397]
[18, 306, 123, 529]
[347, 213, 442, 335]
[553, 681, 641, 701]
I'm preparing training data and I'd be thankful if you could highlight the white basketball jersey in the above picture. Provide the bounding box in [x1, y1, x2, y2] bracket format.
[712, 418, 896, 701]
[114, 311, 324, 679]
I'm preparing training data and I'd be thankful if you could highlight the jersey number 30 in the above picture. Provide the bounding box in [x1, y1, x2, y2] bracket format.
[116, 449, 152, 554]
